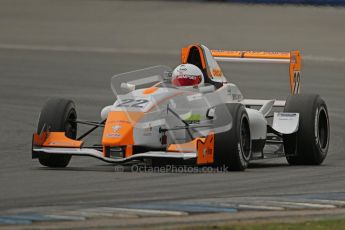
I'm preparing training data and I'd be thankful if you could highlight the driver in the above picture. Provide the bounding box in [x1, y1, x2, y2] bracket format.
[171, 64, 204, 88]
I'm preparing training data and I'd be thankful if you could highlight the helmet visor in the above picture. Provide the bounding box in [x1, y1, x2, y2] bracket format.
[172, 75, 202, 87]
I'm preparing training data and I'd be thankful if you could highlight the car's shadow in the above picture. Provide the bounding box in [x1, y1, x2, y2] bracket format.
[248, 162, 289, 169]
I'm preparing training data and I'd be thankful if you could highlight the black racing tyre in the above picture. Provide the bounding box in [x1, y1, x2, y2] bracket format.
[283, 94, 330, 165]
[214, 103, 252, 171]
[37, 98, 77, 168]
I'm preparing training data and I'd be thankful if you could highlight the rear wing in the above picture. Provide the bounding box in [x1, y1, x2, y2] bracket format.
[211, 50, 301, 95]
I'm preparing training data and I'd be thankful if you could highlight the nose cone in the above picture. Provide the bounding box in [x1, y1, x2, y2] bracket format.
[102, 111, 144, 146]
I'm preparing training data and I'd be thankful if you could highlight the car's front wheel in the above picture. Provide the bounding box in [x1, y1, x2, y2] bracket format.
[213, 103, 252, 171]
[37, 98, 77, 168]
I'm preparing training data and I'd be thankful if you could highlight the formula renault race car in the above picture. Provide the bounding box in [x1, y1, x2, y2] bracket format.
[32, 44, 330, 171]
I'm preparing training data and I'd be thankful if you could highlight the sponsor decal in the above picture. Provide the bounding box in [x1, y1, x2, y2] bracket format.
[277, 113, 297, 121]
[213, 50, 288, 56]
[187, 93, 202, 101]
[113, 120, 130, 124]
[112, 125, 122, 133]
[178, 64, 187, 71]
[314, 107, 319, 142]
[106, 133, 121, 138]
[48, 142, 78, 146]
[184, 114, 201, 124]
[143, 124, 153, 136]
[105, 125, 123, 138]
[291, 55, 296, 64]
[279, 113, 297, 117]
[212, 68, 223, 77]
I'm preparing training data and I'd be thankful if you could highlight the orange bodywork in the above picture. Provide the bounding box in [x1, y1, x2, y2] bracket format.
[210, 49, 302, 95]
[196, 132, 214, 165]
[167, 132, 214, 165]
[143, 87, 159, 95]
[125, 145, 133, 158]
[32, 132, 48, 146]
[102, 111, 144, 157]
[211, 50, 291, 59]
[167, 139, 201, 153]
[33, 132, 82, 148]
[289, 51, 302, 94]
[181, 44, 207, 69]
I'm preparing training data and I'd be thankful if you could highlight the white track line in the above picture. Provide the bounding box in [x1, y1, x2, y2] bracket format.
[272, 201, 336, 209]
[45, 215, 86, 221]
[0, 43, 344, 63]
[62, 210, 114, 217]
[105, 207, 188, 216]
[308, 199, 345, 206]
[238, 204, 284, 211]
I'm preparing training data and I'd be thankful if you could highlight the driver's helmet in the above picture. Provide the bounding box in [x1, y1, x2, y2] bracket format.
[171, 64, 204, 87]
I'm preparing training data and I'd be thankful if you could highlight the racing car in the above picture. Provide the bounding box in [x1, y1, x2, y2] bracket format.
[32, 44, 330, 171]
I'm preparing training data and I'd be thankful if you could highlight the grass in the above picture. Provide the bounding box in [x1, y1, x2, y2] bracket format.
[178, 218, 345, 230]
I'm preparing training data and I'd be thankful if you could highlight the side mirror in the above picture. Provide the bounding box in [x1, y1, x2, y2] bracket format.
[206, 107, 215, 119]
[163, 71, 173, 81]
[121, 82, 136, 92]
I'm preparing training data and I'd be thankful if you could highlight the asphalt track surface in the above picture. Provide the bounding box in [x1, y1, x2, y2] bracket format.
[0, 0, 345, 216]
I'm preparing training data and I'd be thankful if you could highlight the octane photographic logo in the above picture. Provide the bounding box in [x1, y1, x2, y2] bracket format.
[112, 125, 122, 133]
[106, 125, 122, 138]
[114, 165, 230, 173]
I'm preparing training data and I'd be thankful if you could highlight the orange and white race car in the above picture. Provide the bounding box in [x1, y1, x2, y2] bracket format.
[32, 44, 330, 171]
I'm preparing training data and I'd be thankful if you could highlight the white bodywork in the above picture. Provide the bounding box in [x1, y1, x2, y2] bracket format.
[246, 108, 267, 141]
[99, 45, 300, 156]
[102, 69, 298, 153]
[272, 112, 299, 134]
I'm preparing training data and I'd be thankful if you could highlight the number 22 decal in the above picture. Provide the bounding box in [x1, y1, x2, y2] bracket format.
[117, 99, 149, 108]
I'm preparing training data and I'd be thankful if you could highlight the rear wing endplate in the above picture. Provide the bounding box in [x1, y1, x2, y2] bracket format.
[211, 50, 301, 94]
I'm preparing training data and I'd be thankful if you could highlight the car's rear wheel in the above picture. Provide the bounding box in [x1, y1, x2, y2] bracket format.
[213, 103, 252, 171]
[37, 98, 77, 168]
[283, 94, 330, 165]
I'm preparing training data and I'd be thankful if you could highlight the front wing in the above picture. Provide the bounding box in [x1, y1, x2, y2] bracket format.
[32, 147, 196, 163]
[32, 131, 214, 165]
